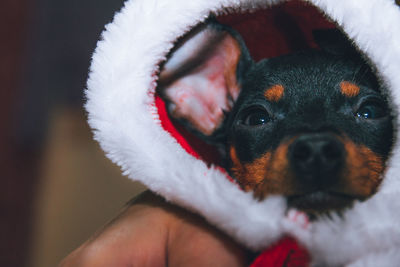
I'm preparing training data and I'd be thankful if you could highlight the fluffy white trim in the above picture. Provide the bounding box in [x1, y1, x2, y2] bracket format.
[86, 0, 400, 264]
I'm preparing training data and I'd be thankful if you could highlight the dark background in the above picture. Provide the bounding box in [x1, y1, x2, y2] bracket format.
[1, 0, 147, 266]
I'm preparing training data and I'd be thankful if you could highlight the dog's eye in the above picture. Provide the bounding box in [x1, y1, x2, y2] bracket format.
[355, 101, 387, 119]
[243, 109, 271, 126]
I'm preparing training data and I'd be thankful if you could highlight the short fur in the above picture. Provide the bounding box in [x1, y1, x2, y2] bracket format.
[159, 23, 394, 218]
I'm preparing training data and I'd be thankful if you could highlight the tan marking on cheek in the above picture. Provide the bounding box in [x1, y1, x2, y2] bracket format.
[341, 140, 384, 197]
[243, 153, 271, 190]
[264, 84, 285, 102]
[229, 145, 271, 191]
[254, 141, 294, 199]
[229, 146, 248, 189]
[229, 146, 243, 177]
[230, 139, 297, 199]
[340, 81, 360, 98]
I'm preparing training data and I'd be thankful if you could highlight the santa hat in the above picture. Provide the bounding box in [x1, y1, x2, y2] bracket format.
[85, 0, 400, 265]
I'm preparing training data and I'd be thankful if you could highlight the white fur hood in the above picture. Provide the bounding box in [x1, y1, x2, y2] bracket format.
[86, 0, 400, 266]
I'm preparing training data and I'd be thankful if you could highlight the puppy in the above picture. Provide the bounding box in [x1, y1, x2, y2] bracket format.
[158, 22, 394, 218]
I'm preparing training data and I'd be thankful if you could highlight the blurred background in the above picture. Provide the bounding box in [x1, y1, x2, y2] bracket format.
[2, 1, 399, 267]
[1, 0, 146, 266]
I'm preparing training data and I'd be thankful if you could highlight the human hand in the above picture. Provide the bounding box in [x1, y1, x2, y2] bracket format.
[59, 191, 249, 267]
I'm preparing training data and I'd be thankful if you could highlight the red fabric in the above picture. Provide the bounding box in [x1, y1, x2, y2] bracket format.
[156, 1, 334, 265]
[250, 237, 310, 267]
[218, 1, 335, 60]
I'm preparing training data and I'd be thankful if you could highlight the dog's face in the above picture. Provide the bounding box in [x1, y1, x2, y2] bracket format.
[159, 23, 393, 217]
[227, 51, 393, 216]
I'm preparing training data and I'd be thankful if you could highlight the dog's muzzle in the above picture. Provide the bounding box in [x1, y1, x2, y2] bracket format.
[289, 132, 345, 189]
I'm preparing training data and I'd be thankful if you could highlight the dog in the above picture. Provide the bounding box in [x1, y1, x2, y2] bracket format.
[158, 22, 394, 219]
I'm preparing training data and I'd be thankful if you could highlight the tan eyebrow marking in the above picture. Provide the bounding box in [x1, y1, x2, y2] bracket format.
[264, 84, 285, 102]
[340, 81, 360, 98]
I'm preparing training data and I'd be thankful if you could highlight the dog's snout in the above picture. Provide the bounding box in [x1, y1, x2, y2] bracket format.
[289, 133, 344, 187]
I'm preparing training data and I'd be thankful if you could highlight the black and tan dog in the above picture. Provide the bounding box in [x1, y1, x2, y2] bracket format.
[158, 22, 394, 218]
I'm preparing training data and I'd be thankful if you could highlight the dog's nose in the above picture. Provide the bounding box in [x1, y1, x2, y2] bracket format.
[289, 133, 345, 187]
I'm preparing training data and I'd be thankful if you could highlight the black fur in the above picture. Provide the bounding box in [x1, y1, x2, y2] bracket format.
[226, 49, 393, 164]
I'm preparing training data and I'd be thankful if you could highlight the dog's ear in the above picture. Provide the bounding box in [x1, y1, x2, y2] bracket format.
[158, 22, 252, 139]
[313, 28, 360, 56]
